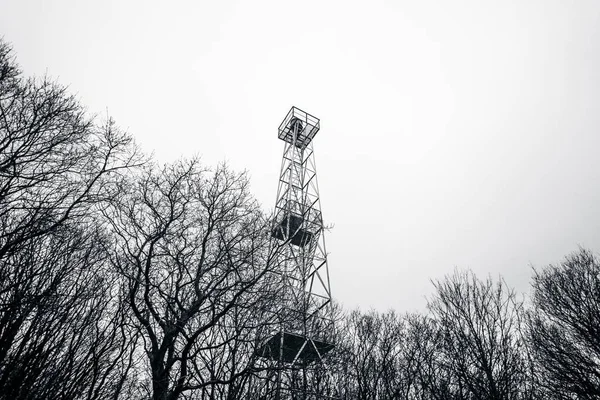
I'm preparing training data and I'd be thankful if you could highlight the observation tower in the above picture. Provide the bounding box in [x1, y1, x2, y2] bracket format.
[253, 107, 337, 399]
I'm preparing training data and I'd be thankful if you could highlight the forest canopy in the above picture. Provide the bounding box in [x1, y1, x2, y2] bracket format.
[1, 38, 599, 400]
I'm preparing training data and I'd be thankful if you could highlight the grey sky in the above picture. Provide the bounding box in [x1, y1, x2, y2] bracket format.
[2, 0, 599, 312]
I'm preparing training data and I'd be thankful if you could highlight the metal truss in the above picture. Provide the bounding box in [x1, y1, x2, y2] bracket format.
[251, 107, 338, 400]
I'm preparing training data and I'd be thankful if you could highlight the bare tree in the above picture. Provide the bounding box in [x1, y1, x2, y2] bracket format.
[340, 310, 401, 399]
[404, 314, 457, 400]
[0, 224, 139, 400]
[333, 309, 426, 400]
[0, 38, 143, 399]
[104, 159, 281, 400]
[426, 270, 533, 400]
[0, 36, 143, 311]
[0, 73, 142, 259]
[528, 248, 600, 399]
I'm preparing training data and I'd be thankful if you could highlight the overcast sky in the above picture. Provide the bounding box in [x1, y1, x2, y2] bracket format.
[2, 0, 600, 313]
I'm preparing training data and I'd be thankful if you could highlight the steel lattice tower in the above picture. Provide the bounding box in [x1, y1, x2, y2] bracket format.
[253, 107, 337, 400]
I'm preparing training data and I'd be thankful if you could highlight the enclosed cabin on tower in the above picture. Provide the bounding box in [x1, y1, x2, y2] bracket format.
[255, 331, 335, 364]
[271, 201, 322, 248]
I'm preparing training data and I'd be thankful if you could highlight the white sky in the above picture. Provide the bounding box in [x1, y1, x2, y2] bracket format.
[2, 0, 600, 313]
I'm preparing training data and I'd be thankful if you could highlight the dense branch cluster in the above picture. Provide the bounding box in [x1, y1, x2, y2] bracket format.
[2, 39, 600, 399]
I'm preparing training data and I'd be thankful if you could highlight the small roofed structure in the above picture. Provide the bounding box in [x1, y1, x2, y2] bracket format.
[278, 107, 320, 150]
[255, 331, 334, 364]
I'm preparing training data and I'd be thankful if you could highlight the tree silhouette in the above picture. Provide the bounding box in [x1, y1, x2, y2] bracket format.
[103, 160, 282, 400]
[529, 248, 600, 399]
[0, 38, 143, 399]
[425, 271, 533, 400]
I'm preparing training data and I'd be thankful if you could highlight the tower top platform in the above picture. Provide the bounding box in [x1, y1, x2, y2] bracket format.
[278, 106, 320, 150]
